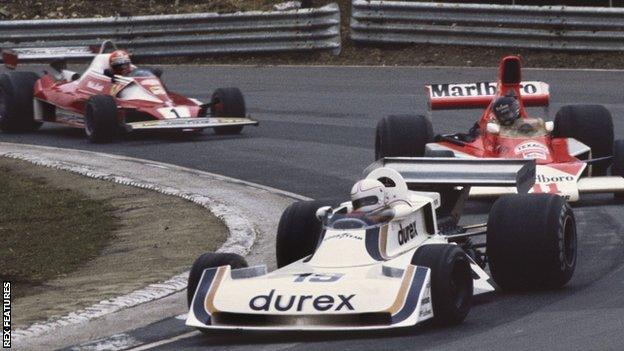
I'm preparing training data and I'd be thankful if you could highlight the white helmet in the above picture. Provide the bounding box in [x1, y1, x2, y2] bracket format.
[350, 179, 386, 212]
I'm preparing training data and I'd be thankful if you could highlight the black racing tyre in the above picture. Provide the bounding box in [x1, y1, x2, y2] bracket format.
[553, 105, 613, 176]
[85, 95, 118, 143]
[187, 252, 248, 307]
[276, 200, 327, 268]
[487, 194, 576, 291]
[0, 71, 42, 133]
[424, 149, 455, 158]
[613, 139, 624, 199]
[375, 114, 433, 160]
[211, 87, 246, 135]
[411, 244, 473, 325]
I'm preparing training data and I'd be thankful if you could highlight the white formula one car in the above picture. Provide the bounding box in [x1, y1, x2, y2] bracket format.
[186, 158, 577, 331]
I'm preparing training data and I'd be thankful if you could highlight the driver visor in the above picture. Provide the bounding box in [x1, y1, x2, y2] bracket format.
[352, 196, 379, 209]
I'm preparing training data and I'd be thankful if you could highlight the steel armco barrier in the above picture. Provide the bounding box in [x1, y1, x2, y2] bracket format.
[0, 3, 340, 60]
[350, 1, 624, 51]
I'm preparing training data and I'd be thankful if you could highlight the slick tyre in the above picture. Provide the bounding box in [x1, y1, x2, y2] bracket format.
[612, 139, 624, 199]
[0, 72, 42, 133]
[375, 114, 433, 160]
[554, 105, 613, 176]
[211, 87, 246, 135]
[487, 194, 576, 291]
[85, 95, 118, 143]
[411, 244, 473, 325]
[276, 200, 327, 268]
[187, 252, 248, 307]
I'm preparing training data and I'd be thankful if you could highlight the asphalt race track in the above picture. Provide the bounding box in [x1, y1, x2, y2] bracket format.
[3, 64, 624, 350]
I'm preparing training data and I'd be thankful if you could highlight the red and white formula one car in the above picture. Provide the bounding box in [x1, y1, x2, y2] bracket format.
[0, 41, 258, 142]
[375, 55, 624, 202]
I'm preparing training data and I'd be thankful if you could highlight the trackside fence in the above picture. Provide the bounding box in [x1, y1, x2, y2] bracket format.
[350, 1, 624, 51]
[0, 3, 341, 61]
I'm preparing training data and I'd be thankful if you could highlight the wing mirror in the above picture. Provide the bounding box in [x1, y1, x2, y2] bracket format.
[315, 206, 332, 220]
[103, 68, 116, 82]
[486, 122, 500, 134]
[545, 121, 554, 132]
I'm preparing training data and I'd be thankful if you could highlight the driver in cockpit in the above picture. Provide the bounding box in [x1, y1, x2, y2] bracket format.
[349, 178, 412, 221]
[490, 94, 547, 136]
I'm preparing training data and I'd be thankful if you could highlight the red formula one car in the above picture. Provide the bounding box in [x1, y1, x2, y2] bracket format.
[375, 56, 624, 202]
[0, 42, 258, 142]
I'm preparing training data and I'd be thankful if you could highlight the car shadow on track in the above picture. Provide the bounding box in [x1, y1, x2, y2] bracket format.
[27, 126, 256, 145]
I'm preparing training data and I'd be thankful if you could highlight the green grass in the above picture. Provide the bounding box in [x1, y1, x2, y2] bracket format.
[0, 165, 118, 298]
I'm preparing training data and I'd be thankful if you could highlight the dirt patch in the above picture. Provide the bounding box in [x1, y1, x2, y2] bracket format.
[0, 158, 228, 327]
[0, 0, 290, 19]
[0, 159, 117, 299]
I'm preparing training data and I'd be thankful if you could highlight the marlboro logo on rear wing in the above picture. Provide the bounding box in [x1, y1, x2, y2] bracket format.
[426, 81, 549, 110]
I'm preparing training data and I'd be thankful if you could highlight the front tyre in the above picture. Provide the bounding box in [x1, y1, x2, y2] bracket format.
[187, 252, 248, 307]
[487, 194, 576, 291]
[0, 72, 42, 133]
[85, 95, 118, 143]
[211, 87, 246, 135]
[375, 114, 433, 160]
[276, 200, 327, 268]
[411, 244, 472, 325]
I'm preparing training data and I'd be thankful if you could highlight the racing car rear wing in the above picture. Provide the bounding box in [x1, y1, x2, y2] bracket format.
[426, 81, 549, 110]
[2, 41, 116, 69]
[364, 157, 535, 194]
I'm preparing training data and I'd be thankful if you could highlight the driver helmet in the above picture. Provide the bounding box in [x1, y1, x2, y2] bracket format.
[109, 50, 132, 75]
[492, 95, 520, 126]
[350, 179, 386, 213]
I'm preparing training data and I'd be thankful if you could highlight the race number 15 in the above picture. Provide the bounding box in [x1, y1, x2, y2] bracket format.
[293, 273, 343, 283]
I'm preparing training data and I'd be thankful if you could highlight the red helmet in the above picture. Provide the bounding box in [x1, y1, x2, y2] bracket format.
[109, 50, 132, 75]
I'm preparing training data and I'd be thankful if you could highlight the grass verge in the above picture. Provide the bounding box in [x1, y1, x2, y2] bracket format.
[0, 159, 118, 299]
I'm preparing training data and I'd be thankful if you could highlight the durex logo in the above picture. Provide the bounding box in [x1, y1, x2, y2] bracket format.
[249, 290, 355, 312]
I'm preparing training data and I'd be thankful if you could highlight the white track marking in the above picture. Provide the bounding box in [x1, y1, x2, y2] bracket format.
[125, 331, 199, 351]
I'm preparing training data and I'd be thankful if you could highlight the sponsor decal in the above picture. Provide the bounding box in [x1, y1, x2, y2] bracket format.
[3, 281, 10, 348]
[323, 232, 363, 241]
[149, 86, 166, 95]
[514, 141, 549, 160]
[86, 81, 104, 91]
[429, 82, 541, 98]
[398, 222, 418, 245]
[536, 174, 574, 183]
[249, 290, 355, 312]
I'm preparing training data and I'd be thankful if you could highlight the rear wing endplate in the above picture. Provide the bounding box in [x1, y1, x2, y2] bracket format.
[364, 158, 535, 193]
[426, 81, 549, 110]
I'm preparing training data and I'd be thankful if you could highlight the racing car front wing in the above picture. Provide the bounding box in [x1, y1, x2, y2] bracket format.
[125, 117, 259, 131]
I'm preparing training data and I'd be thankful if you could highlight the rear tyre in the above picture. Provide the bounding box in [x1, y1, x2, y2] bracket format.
[0, 71, 42, 132]
[553, 105, 613, 176]
[411, 244, 472, 325]
[187, 252, 248, 307]
[375, 114, 433, 160]
[612, 139, 624, 199]
[211, 87, 246, 135]
[487, 194, 576, 291]
[85, 95, 118, 143]
[276, 200, 327, 268]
